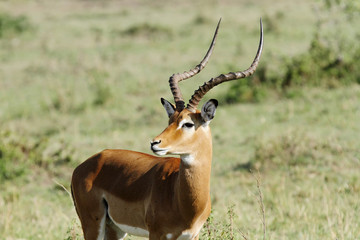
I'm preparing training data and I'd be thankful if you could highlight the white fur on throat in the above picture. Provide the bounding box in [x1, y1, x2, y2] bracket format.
[180, 154, 195, 165]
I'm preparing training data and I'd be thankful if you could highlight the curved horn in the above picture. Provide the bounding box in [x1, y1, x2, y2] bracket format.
[186, 19, 264, 112]
[169, 18, 221, 111]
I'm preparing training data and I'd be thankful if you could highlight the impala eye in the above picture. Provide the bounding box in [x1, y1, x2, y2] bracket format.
[183, 122, 195, 128]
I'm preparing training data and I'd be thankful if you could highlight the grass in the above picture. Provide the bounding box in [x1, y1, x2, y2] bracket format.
[0, 0, 359, 239]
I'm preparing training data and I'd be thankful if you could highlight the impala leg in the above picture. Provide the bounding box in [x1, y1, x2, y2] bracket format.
[104, 217, 127, 240]
[73, 194, 107, 240]
[149, 232, 162, 240]
[78, 209, 106, 240]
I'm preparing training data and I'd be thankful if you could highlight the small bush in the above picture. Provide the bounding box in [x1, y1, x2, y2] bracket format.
[262, 12, 283, 34]
[0, 139, 27, 181]
[0, 129, 75, 181]
[224, 34, 360, 103]
[40, 140, 74, 167]
[237, 131, 345, 172]
[193, 14, 212, 25]
[224, 66, 268, 103]
[88, 68, 112, 106]
[46, 89, 87, 114]
[223, 0, 360, 103]
[118, 23, 173, 40]
[0, 130, 30, 181]
[0, 13, 32, 38]
[281, 36, 359, 88]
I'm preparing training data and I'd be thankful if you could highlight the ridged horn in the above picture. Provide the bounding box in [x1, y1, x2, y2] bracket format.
[169, 18, 221, 111]
[186, 18, 264, 112]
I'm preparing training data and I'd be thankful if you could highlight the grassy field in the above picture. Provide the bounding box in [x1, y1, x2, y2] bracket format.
[0, 0, 359, 239]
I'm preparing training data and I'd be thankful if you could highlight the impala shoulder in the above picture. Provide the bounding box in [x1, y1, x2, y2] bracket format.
[99, 149, 151, 162]
[157, 157, 181, 178]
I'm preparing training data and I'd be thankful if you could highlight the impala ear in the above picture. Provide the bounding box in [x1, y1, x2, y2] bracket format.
[161, 98, 176, 118]
[201, 99, 218, 123]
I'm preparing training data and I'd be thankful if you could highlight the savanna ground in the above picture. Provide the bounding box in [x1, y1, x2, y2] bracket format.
[0, 0, 359, 239]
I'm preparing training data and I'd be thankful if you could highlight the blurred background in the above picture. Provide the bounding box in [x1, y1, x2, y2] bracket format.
[0, 0, 359, 239]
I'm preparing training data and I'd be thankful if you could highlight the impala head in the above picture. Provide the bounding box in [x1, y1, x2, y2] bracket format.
[151, 98, 218, 156]
[151, 18, 263, 157]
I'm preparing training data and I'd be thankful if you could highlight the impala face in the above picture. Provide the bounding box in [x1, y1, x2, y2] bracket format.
[151, 98, 218, 156]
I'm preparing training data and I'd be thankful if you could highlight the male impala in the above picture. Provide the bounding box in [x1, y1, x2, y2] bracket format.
[71, 19, 263, 240]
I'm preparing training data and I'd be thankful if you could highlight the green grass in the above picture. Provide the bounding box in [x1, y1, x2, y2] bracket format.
[0, 0, 359, 239]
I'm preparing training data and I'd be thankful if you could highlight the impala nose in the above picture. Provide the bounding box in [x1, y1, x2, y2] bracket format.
[150, 140, 161, 147]
[150, 139, 167, 156]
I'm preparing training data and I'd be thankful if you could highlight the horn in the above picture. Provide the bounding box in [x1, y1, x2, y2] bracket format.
[169, 19, 221, 110]
[186, 19, 264, 112]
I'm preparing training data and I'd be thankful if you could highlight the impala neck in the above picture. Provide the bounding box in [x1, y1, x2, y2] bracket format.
[176, 132, 213, 223]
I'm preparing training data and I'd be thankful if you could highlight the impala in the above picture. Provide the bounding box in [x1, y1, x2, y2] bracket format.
[71, 19, 263, 240]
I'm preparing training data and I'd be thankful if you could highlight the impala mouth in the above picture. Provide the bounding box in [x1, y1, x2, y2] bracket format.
[152, 149, 168, 156]
[150, 143, 168, 156]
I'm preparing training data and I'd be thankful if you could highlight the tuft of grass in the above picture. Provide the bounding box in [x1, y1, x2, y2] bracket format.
[202, 207, 238, 239]
[202, 174, 267, 240]
[64, 218, 83, 240]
